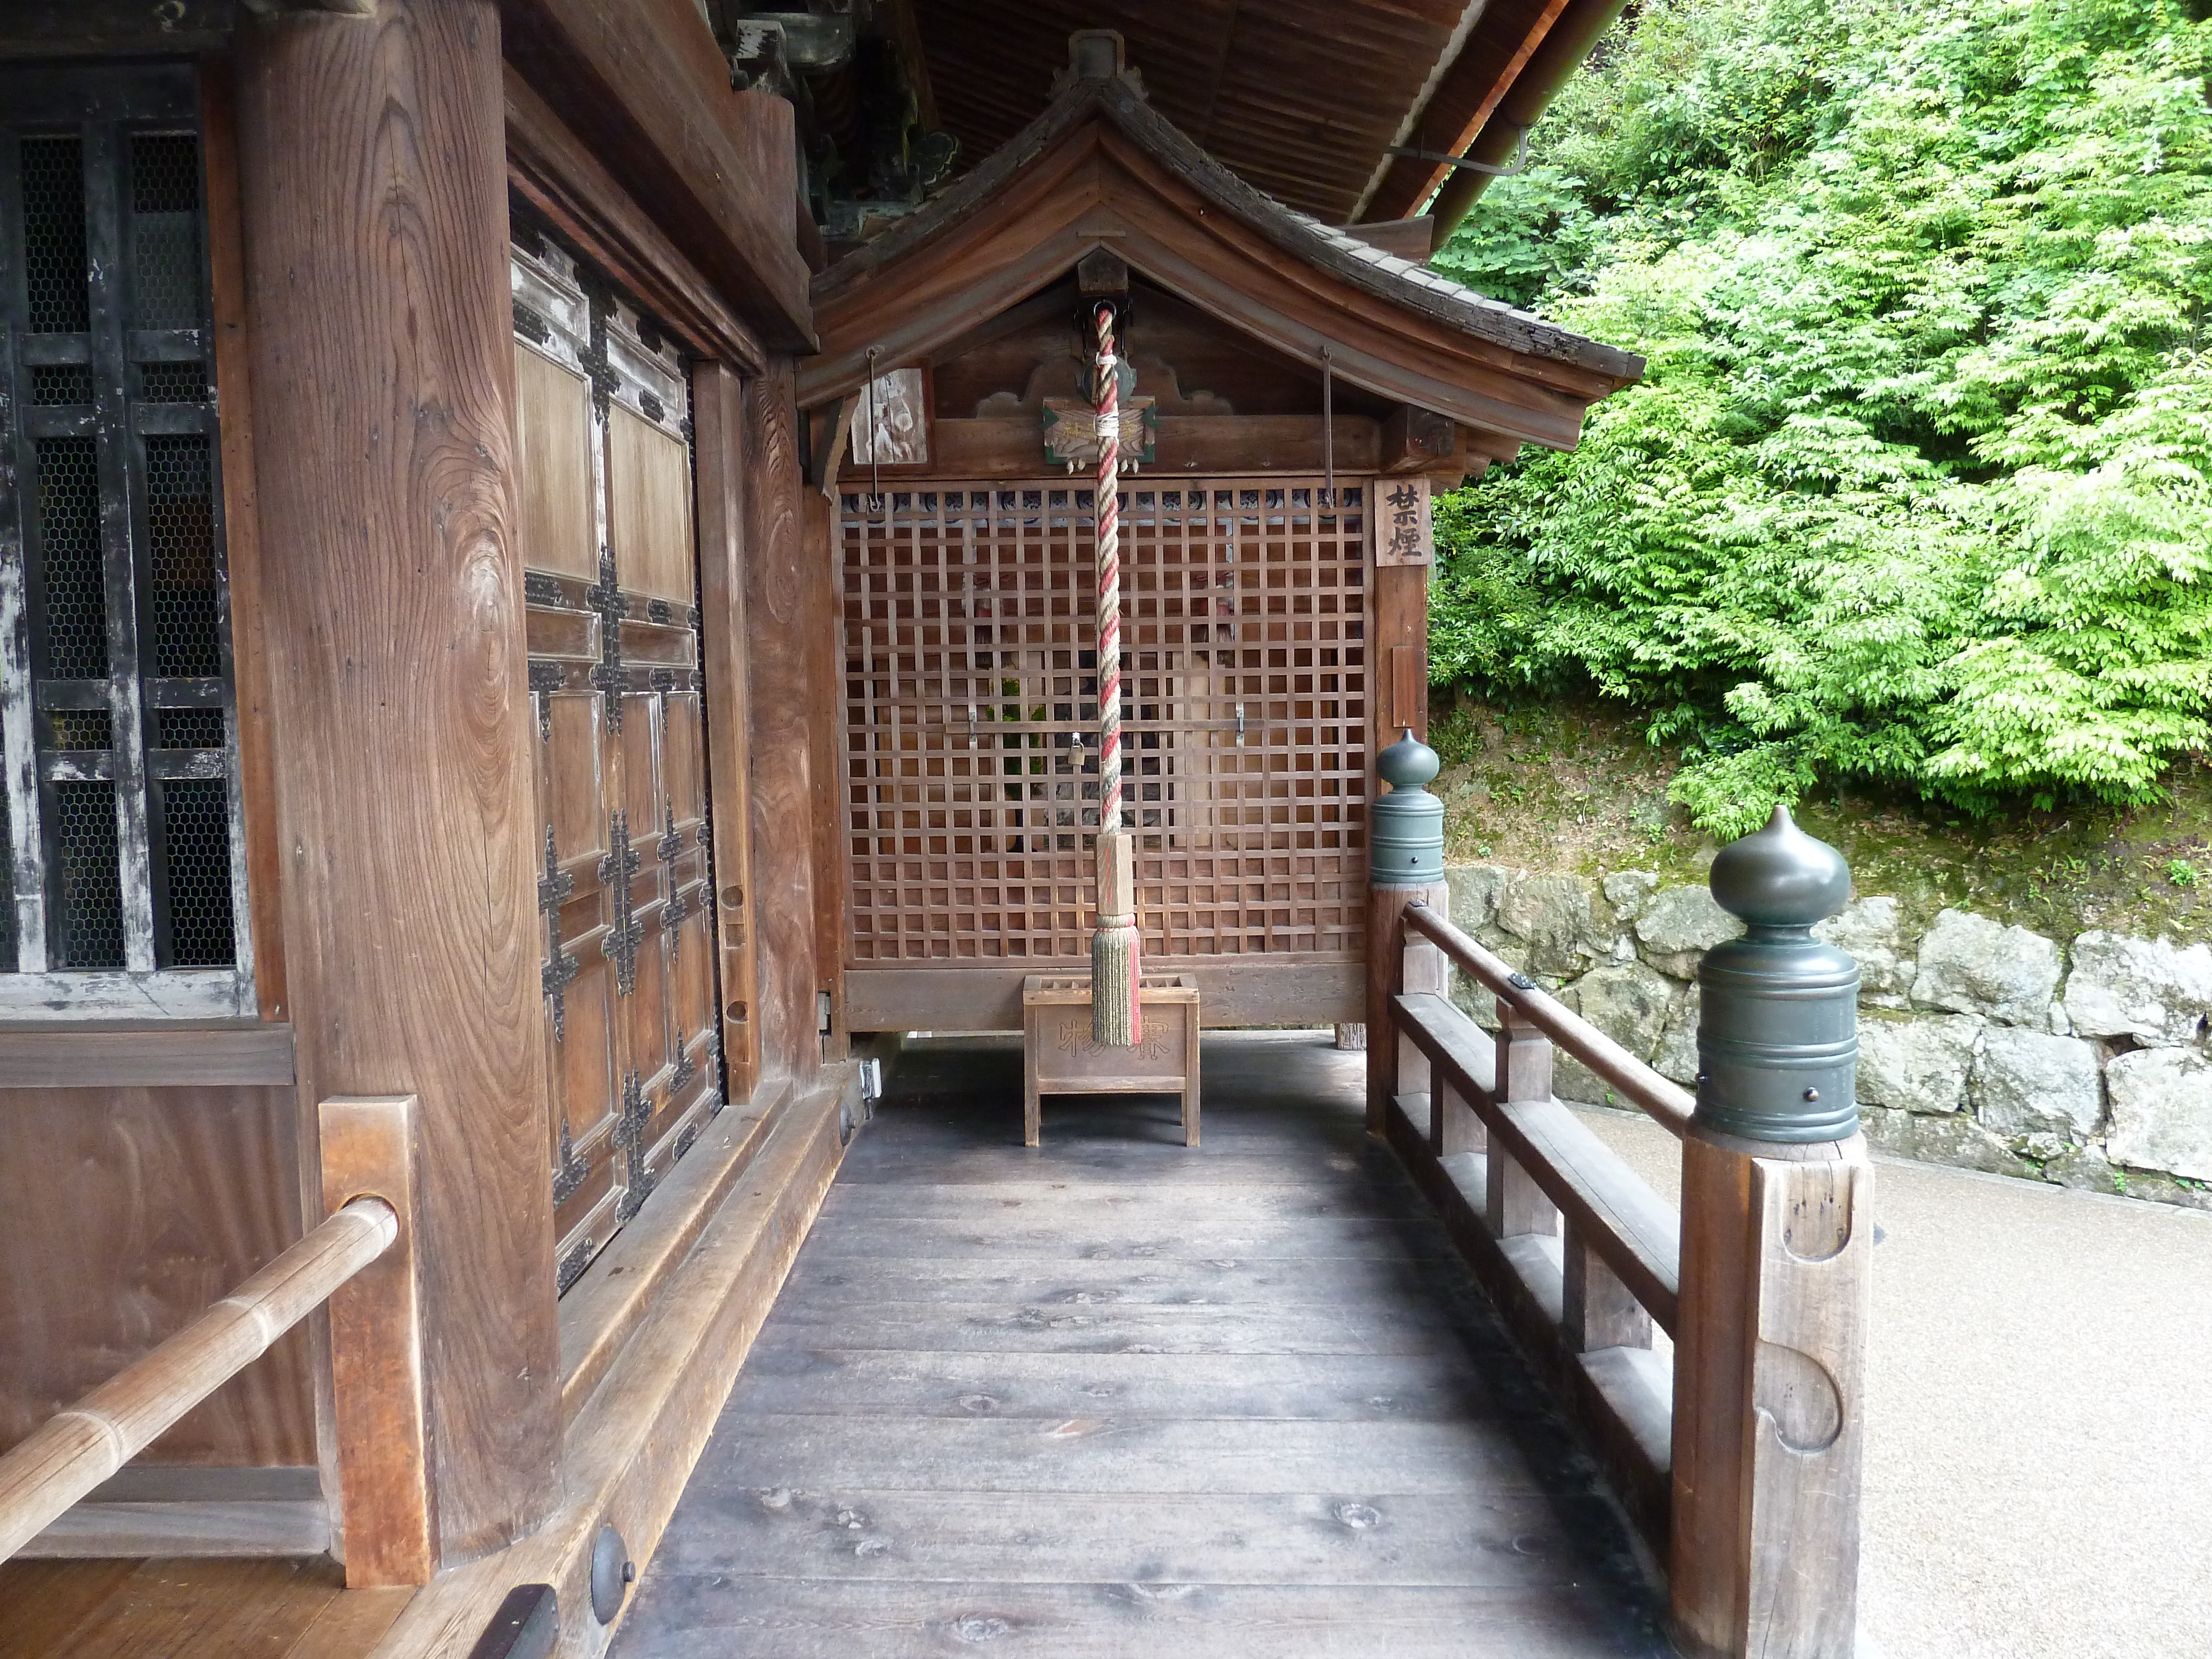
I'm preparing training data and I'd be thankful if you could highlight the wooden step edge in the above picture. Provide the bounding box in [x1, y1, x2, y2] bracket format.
[557, 1073, 798, 1423]
[368, 1063, 857, 1659]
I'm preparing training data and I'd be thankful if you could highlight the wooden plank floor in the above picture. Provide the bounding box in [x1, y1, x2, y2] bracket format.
[615, 1033, 1669, 1658]
[0, 1556, 409, 1659]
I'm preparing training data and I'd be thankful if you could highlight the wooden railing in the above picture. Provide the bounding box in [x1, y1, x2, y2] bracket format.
[0, 1197, 395, 1563]
[1368, 820, 1871, 1659]
[0, 1094, 434, 1587]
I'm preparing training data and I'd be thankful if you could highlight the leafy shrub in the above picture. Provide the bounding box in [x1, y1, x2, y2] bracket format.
[1431, 0, 2212, 837]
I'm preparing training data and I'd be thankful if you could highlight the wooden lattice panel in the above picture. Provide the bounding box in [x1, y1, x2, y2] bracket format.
[841, 479, 1370, 967]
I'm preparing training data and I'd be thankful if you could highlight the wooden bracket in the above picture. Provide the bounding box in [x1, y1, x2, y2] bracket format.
[1381, 405, 1455, 473]
[320, 1094, 435, 1587]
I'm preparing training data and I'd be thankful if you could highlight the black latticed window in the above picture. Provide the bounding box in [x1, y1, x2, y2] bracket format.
[1, 65, 251, 1015]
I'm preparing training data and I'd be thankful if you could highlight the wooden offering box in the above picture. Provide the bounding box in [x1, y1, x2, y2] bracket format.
[1021, 975, 1202, 1148]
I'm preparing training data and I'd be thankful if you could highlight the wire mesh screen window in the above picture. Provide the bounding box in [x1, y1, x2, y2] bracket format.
[0, 66, 251, 1015]
[841, 481, 1370, 965]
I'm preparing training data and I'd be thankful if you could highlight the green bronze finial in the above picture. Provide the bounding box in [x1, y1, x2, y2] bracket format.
[1370, 727, 1444, 887]
[1695, 806, 1861, 1142]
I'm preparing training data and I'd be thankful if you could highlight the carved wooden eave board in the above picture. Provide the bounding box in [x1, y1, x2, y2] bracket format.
[801, 66, 1642, 454]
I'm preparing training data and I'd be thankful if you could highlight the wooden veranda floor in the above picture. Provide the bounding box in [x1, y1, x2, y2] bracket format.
[614, 1032, 1669, 1658]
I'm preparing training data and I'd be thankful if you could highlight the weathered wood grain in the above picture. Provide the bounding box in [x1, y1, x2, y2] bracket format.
[362, 1076, 849, 1659]
[740, 361, 822, 1086]
[29, 1556, 345, 1659]
[613, 1034, 1666, 1658]
[725, 1347, 1506, 1423]
[615, 1576, 1657, 1659]
[234, 0, 558, 1558]
[647, 1487, 1603, 1589]
[0, 1085, 312, 1464]
[0, 1022, 293, 1087]
[557, 1096, 779, 1421]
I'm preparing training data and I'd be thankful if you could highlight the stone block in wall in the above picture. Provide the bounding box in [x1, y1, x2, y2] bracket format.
[1446, 864, 1509, 939]
[2062, 932, 2212, 1046]
[1494, 872, 1615, 977]
[1634, 883, 1744, 978]
[1813, 894, 1916, 1005]
[1857, 1012, 1980, 1114]
[1654, 985, 1699, 1087]
[2105, 1048, 2212, 1182]
[1910, 909, 2062, 1027]
[1864, 1105, 2041, 1179]
[1553, 962, 1681, 1105]
[1970, 1025, 2102, 1144]
[1602, 869, 1658, 924]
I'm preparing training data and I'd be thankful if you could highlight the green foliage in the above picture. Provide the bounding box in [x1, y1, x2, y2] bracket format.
[1431, 0, 2212, 838]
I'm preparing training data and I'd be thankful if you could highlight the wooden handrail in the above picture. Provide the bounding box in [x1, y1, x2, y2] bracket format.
[0, 1195, 398, 1564]
[1393, 990, 1681, 1331]
[1404, 900, 1694, 1136]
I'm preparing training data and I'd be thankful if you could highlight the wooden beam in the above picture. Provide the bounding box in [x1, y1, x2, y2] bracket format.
[1381, 405, 1457, 473]
[234, 0, 559, 1563]
[844, 960, 1363, 1033]
[498, 0, 814, 351]
[200, 56, 290, 1022]
[504, 70, 765, 375]
[0, 1022, 294, 1087]
[1339, 218, 1438, 261]
[1359, 0, 1575, 223]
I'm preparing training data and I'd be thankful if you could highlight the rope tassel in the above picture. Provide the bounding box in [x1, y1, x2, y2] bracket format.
[1089, 300, 1141, 1047]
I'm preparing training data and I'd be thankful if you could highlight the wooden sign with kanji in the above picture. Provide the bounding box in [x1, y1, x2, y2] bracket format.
[1375, 475, 1432, 566]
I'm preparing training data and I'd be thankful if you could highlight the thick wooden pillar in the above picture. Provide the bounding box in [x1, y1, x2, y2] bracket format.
[1672, 1130, 1871, 1657]
[235, 0, 558, 1562]
[741, 361, 822, 1083]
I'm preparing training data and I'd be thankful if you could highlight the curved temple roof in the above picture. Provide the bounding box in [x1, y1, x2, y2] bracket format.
[803, 37, 1642, 456]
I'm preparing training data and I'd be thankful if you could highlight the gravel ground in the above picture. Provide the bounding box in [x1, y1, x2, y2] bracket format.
[1573, 1106, 2212, 1659]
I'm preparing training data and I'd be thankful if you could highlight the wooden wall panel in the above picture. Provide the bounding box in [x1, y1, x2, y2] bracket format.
[740, 363, 821, 1083]
[607, 405, 695, 600]
[512, 345, 596, 578]
[236, 0, 559, 1559]
[0, 1085, 313, 1465]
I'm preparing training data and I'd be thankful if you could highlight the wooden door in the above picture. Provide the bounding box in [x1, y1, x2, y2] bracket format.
[839, 480, 1369, 977]
[510, 232, 723, 1292]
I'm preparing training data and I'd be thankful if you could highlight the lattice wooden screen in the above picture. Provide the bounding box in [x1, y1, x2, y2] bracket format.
[841, 480, 1369, 966]
[511, 232, 722, 1293]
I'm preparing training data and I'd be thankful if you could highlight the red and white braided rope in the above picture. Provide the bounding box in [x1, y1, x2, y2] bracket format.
[1094, 302, 1122, 838]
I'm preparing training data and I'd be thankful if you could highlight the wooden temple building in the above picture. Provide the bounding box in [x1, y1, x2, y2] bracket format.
[0, 4, 1876, 1658]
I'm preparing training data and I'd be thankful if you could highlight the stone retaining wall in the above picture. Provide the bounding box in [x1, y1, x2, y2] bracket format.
[1443, 863, 2212, 1209]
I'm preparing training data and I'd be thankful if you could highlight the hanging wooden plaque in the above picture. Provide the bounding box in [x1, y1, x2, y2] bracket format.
[1374, 474, 1432, 566]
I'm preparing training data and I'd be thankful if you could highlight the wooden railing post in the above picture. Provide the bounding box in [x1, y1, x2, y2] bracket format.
[1365, 729, 1448, 1134]
[1486, 1005, 1558, 1240]
[320, 1095, 434, 1588]
[1671, 809, 1870, 1659]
